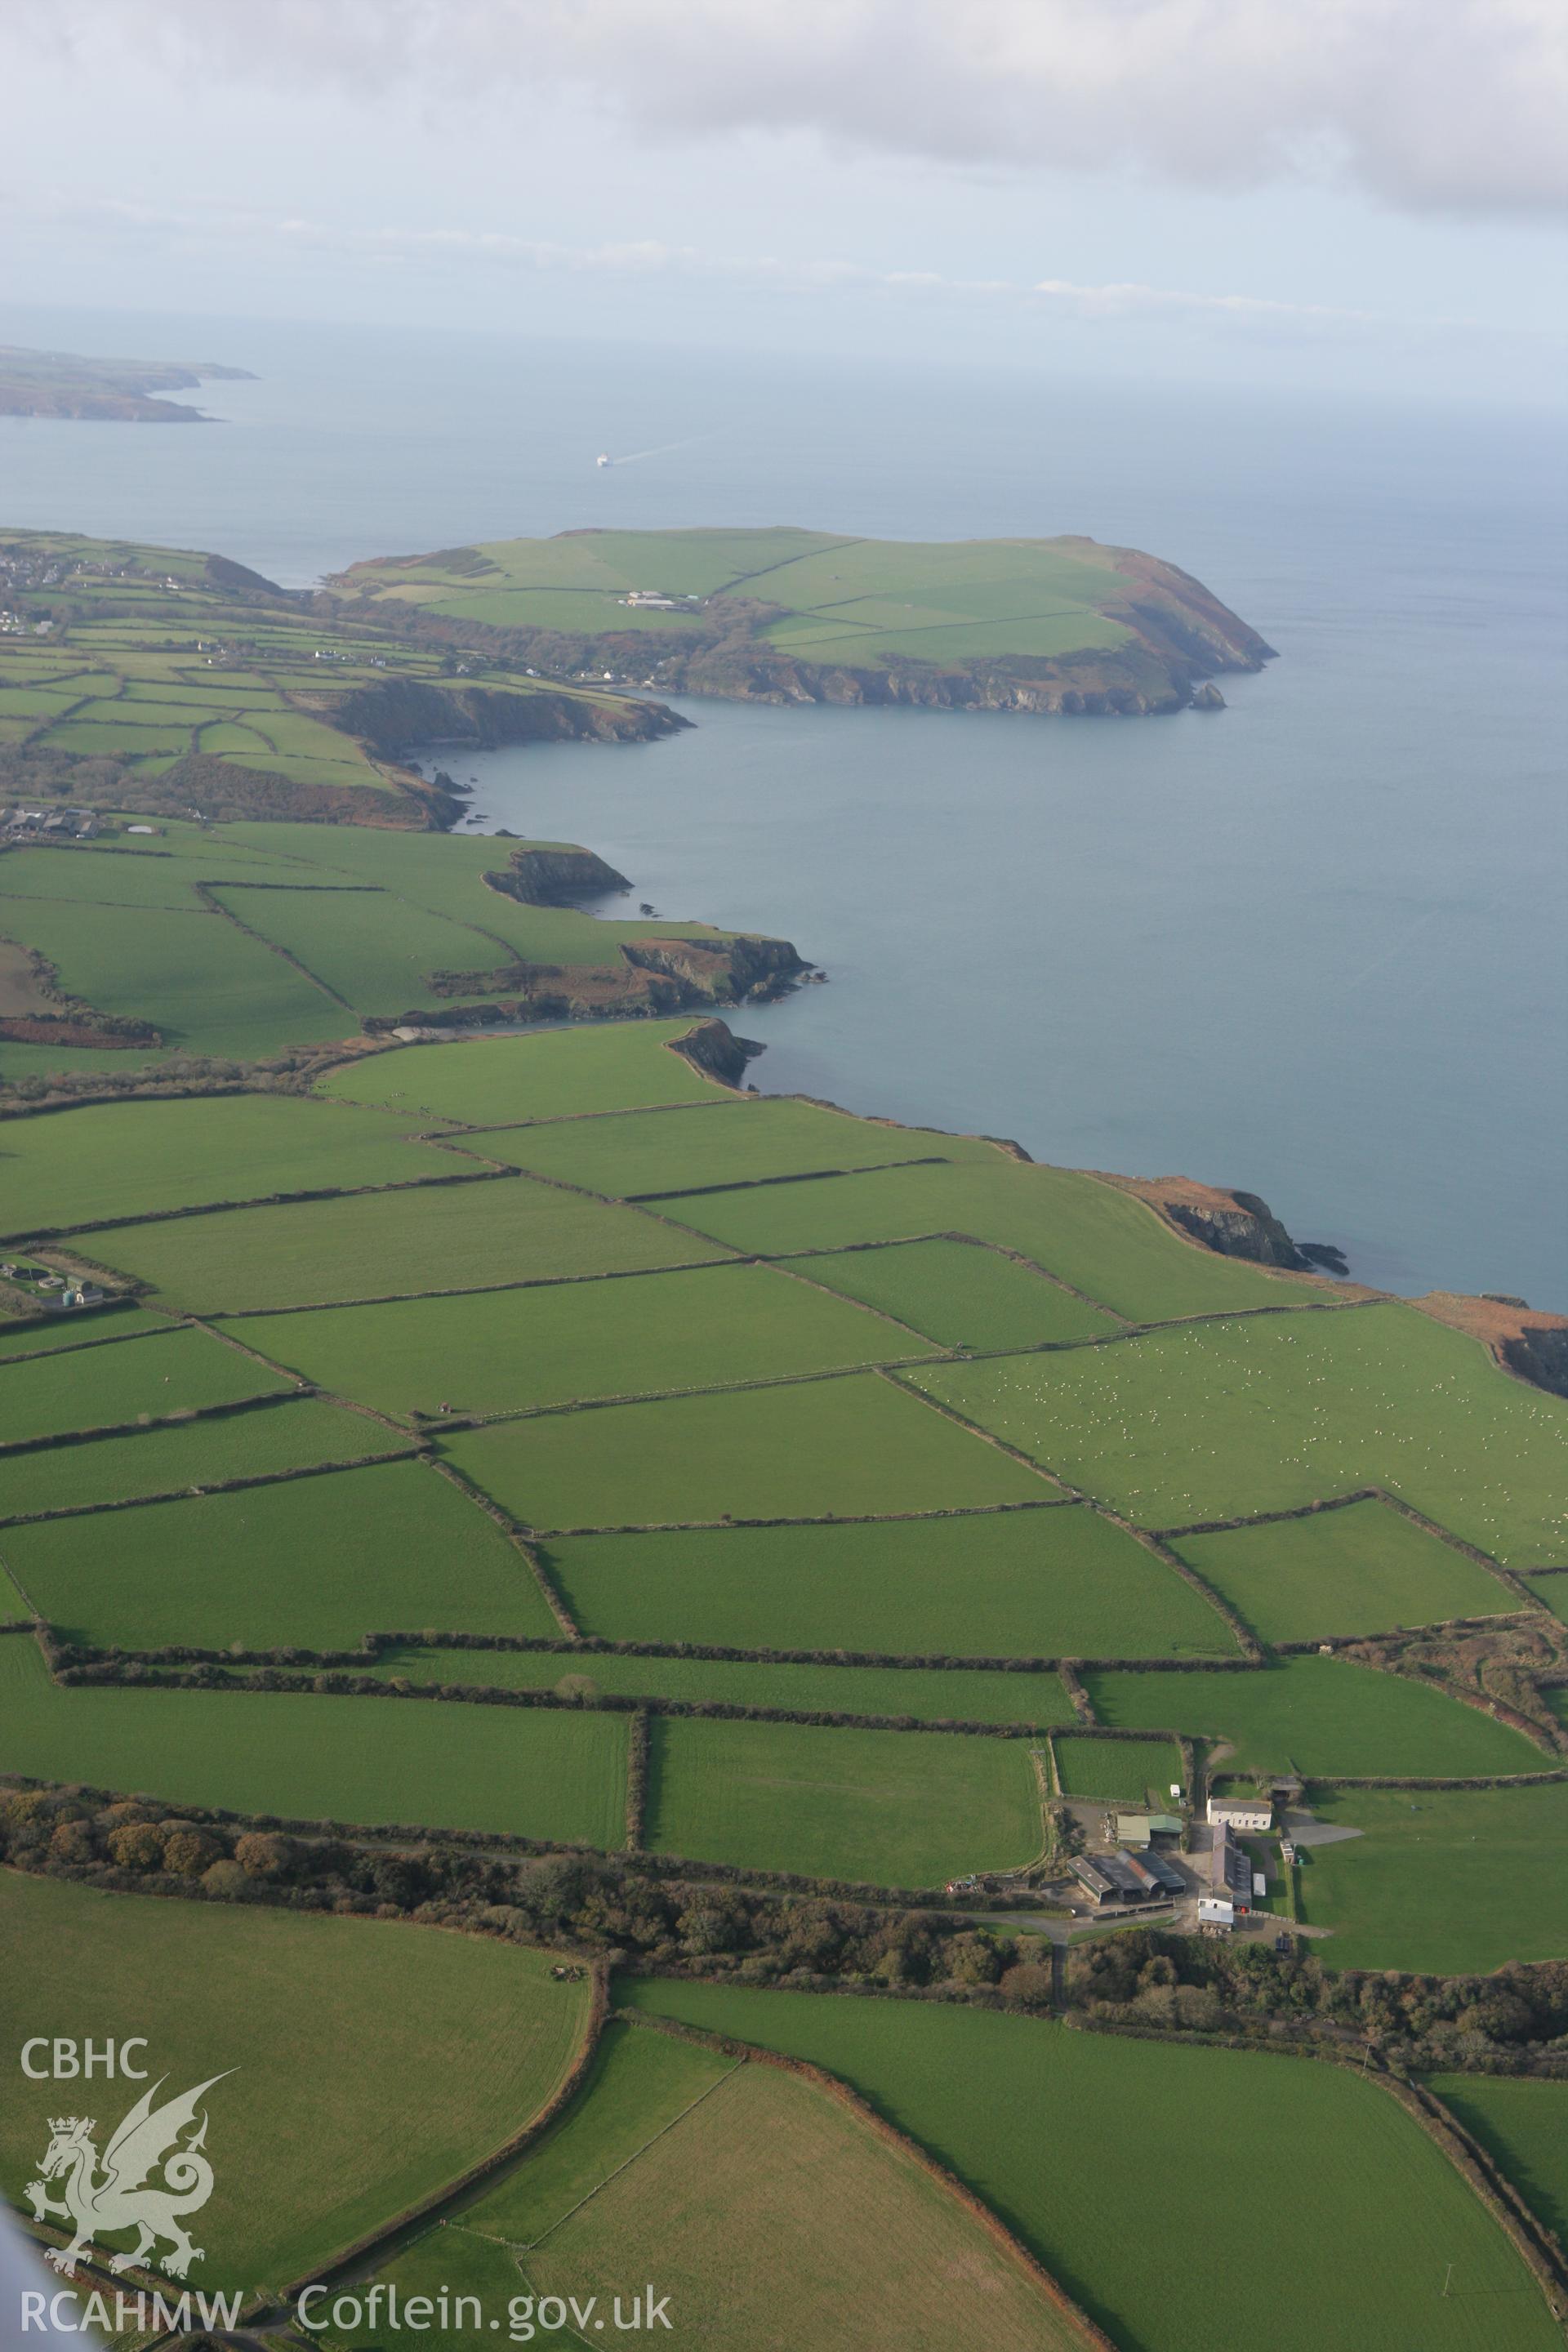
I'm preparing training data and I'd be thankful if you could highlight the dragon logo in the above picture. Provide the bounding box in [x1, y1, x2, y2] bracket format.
[25, 2073, 231, 2280]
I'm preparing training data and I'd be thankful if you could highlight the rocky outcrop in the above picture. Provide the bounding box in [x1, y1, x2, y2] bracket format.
[484, 845, 630, 906]
[620, 933, 808, 1002]
[1094, 1172, 1330, 1275]
[1414, 1292, 1568, 1401]
[670, 1017, 764, 1089]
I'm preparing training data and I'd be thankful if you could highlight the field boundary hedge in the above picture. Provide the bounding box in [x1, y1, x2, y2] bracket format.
[53, 1655, 1079, 1744]
[424, 1456, 581, 1636]
[212, 1249, 742, 1321]
[614, 2006, 1120, 2351]
[625, 1708, 649, 1852]
[0, 1383, 299, 1464]
[16, 1161, 511, 1248]
[0, 1441, 422, 1531]
[276, 1958, 612, 2313]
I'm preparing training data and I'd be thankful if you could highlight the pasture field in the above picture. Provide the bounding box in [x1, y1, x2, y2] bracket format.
[545, 1506, 1240, 1659]
[312, 2226, 532, 2352]
[220, 820, 742, 975]
[911, 1304, 1568, 1565]
[0, 1869, 590, 2299]
[0, 840, 310, 909]
[523, 2055, 1079, 2352]
[333, 527, 1144, 677]
[317, 1019, 724, 1123]
[459, 2016, 734, 2243]
[0, 1092, 448, 1238]
[0, 1322, 287, 1446]
[1425, 2076, 1568, 2250]
[472, 1096, 988, 1196]
[443, 1371, 1055, 1530]
[2, 1458, 555, 1651]
[1528, 1570, 1568, 1626]
[623, 1982, 1558, 2352]
[84, 1172, 724, 1312]
[1085, 1656, 1544, 1778]
[1172, 1499, 1513, 1644]
[644, 1714, 1044, 1886]
[0, 1632, 630, 1843]
[1051, 1733, 1183, 1804]
[1297, 1783, 1568, 1974]
[207, 882, 519, 1015]
[0, 1303, 169, 1357]
[219, 1261, 933, 1422]
[0, 895, 351, 1061]
[362, 1642, 1076, 1725]
[791, 1236, 1122, 1348]
[327, 2027, 1074, 2352]
[659, 1156, 1298, 1323]
[0, 1392, 392, 1524]
[0, 1396, 398, 1519]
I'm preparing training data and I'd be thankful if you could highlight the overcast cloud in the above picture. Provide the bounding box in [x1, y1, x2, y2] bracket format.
[25, 0, 1568, 217]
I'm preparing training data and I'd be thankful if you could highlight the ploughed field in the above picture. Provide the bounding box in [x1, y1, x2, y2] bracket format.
[2, 1008, 1563, 1933]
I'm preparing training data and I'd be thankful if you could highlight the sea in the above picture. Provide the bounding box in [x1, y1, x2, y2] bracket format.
[2, 307, 1564, 1307]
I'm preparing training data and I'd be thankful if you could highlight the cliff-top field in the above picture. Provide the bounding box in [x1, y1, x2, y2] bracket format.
[328, 524, 1276, 713]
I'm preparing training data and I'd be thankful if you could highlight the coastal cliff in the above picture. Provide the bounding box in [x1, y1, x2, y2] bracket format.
[327, 675, 688, 758]
[1092, 1171, 1331, 1272]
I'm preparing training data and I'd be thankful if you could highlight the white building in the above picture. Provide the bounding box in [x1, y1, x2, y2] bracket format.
[1207, 1795, 1273, 1833]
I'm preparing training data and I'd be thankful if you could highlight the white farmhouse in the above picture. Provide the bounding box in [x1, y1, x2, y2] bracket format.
[1207, 1794, 1273, 1833]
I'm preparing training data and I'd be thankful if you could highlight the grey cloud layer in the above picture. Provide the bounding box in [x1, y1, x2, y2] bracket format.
[25, 0, 1568, 216]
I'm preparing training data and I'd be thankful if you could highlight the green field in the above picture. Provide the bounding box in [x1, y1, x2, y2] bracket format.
[790, 1237, 1122, 1348]
[85, 1172, 724, 1312]
[0, 1396, 395, 1520]
[545, 1505, 1237, 1659]
[331, 2022, 1074, 2352]
[0, 1323, 287, 1446]
[0, 1304, 180, 1357]
[644, 1714, 1044, 1886]
[0, 1632, 630, 1842]
[1172, 1500, 1516, 1644]
[524, 2054, 1073, 2352]
[466, 2016, 734, 2244]
[318, 1019, 724, 1123]
[2, 1458, 555, 1650]
[623, 1982, 1558, 2352]
[363, 1642, 1076, 1725]
[473, 1096, 984, 1196]
[1085, 1657, 1544, 1778]
[208, 882, 521, 1015]
[217, 1261, 932, 1422]
[911, 1303, 1568, 1565]
[443, 1372, 1054, 1530]
[1051, 1732, 1183, 1803]
[1298, 1782, 1568, 1973]
[660, 1156, 1298, 1324]
[333, 527, 1148, 675]
[1426, 2075, 1568, 2250]
[0, 1093, 449, 1237]
[1, 895, 352, 1062]
[0, 1869, 590, 2298]
[1526, 1571, 1568, 1627]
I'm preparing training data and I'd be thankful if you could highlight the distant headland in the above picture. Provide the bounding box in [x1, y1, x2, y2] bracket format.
[329, 524, 1276, 715]
[0, 343, 256, 424]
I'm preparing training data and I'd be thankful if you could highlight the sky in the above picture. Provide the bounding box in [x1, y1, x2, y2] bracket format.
[2, 0, 1565, 403]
